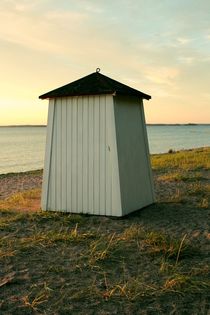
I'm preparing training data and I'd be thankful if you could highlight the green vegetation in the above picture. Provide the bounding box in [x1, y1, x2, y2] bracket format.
[0, 147, 210, 314]
[152, 147, 210, 171]
[0, 189, 41, 212]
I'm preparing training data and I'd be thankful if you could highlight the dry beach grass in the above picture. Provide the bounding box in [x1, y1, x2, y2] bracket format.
[0, 147, 209, 314]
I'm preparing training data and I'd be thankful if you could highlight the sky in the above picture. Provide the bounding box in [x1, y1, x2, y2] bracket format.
[0, 0, 210, 125]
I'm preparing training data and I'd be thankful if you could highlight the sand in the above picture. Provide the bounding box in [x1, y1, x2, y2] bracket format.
[0, 156, 209, 314]
[0, 170, 43, 200]
[0, 167, 209, 242]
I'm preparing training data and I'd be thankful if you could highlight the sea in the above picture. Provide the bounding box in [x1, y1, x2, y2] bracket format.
[0, 125, 210, 174]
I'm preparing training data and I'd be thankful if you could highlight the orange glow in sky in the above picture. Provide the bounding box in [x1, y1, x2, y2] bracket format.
[0, 1, 210, 125]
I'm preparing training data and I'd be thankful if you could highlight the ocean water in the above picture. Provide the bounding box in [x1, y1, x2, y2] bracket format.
[147, 124, 210, 154]
[0, 127, 46, 175]
[0, 125, 210, 174]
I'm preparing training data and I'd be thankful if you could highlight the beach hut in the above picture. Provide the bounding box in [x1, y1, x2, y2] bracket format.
[39, 69, 155, 216]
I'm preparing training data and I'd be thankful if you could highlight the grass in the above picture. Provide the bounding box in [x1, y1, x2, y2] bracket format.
[0, 188, 41, 211]
[0, 148, 210, 314]
[157, 171, 205, 182]
[152, 147, 210, 173]
[143, 231, 193, 263]
[0, 169, 43, 179]
[189, 182, 210, 197]
[153, 148, 210, 207]
[1, 213, 208, 313]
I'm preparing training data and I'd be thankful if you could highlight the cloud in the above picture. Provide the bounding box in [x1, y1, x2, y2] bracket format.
[143, 66, 180, 86]
[0, 0, 210, 124]
[45, 10, 88, 22]
[0, 10, 59, 53]
[0, 3, 89, 54]
[176, 37, 193, 45]
[178, 57, 195, 64]
[1, 0, 44, 12]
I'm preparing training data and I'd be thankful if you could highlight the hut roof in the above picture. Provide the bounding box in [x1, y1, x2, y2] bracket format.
[39, 72, 151, 100]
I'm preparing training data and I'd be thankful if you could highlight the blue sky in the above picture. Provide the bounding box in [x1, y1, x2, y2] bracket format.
[0, 0, 210, 124]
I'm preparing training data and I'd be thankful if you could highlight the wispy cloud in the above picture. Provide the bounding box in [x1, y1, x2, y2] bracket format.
[178, 57, 195, 64]
[1, 0, 210, 124]
[0, 10, 57, 52]
[176, 37, 193, 45]
[143, 66, 180, 86]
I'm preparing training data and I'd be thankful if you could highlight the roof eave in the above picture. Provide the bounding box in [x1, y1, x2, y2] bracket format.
[39, 91, 115, 100]
[114, 91, 151, 100]
[39, 91, 152, 100]
[143, 94, 152, 100]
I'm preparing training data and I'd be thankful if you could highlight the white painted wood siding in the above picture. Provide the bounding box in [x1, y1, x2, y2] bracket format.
[41, 99, 55, 210]
[42, 95, 122, 216]
[114, 96, 155, 215]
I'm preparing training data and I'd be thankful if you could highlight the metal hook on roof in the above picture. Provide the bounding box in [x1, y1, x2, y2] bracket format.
[96, 68, 100, 73]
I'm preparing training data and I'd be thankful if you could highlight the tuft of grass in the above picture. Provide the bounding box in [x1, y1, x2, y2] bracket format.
[33, 211, 85, 225]
[199, 198, 209, 209]
[0, 248, 17, 259]
[163, 274, 191, 291]
[162, 188, 185, 203]
[70, 269, 210, 303]
[162, 274, 210, 293]
[159, 260, 174, 273]
[100, 276, 157, 301]
[188, 183, 210, 208]
[158, 171, 204, 182]
[189, 182, 210, 196]
[88, 233, 116, 266]
[19, 224, 96, 250]
[47, 224, 96, 243]
[0, 212, 26, 230]
[0, 188, 41, 211]
[21, 283, 52, 311]
[144, 232, 195, 263]
[119, 224, 145, 241]
[189, 182, 205, 197]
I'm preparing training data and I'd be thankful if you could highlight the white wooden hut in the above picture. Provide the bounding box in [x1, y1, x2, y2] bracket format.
[39, 70, 155, 216]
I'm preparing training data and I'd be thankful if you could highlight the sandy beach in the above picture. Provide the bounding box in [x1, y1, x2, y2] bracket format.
[0, 147, 209, 314]
[0, 170, 43, 200]
[0, 148, 209, 245]
[0, 148, 210, 239]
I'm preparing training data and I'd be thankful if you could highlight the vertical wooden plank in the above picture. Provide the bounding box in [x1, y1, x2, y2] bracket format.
[61, 98, 67, 211]
[66, 97, 72, 212]
[50, 101, 57, 211]
[88, 96, 94, 212]
[55, 99, 62, 211]
[99, 95, 106, 215]
[71, 97, 78, 211]
[77, 96, 83, 212]
[93, 96, 100, 214]
[41, 99, 55, 210]
[82, 96, 88, 212]
[105, 96, 112, 215]
[109, 96, 122, 216]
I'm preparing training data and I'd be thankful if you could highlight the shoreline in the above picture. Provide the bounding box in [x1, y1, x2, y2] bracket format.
[0, 146, 209, 209]
[0, 169, 43, 178]
[0, 146, 209, 177]
[1, 123, 210, 127]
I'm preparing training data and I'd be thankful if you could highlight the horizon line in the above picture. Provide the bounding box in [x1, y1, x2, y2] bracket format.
[0, 123, 210, 127]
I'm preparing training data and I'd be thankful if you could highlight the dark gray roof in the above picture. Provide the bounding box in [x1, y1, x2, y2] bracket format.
[39, 72, 151, 100]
